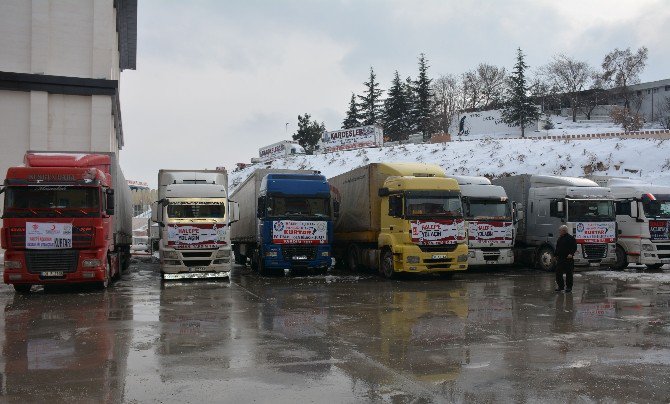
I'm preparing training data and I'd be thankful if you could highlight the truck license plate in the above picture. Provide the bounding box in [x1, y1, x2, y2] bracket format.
[293, 255, 308, 260]
[661, 259, 670, 264]
[486, 260, 497, 265]
[189, 266, 209, 272]
[42, 271, 64, 277]
[432, 254, 447, 259]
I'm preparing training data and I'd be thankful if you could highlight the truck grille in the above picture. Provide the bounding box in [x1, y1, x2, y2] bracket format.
[25, 250, 79, 274]
[418, 244, 458, 253]
[281, 245, 317, 260]
[181, 251, 214, 258]
[183, 260, 213, 268]
[9, 227, 94, 249]
[582, 244, 607, 260]
[655, 245, 670, 250]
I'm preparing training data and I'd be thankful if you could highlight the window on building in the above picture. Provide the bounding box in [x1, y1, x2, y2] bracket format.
[665, 85, 670, 91]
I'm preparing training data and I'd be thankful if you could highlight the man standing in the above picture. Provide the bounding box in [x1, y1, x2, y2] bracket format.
[555, 225, 577, 292]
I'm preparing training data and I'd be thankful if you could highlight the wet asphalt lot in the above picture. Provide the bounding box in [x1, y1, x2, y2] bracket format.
[0, 261, 669, 403]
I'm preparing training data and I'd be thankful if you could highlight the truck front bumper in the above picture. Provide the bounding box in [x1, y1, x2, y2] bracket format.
[160, 247, 233, 278]
[574, 243, 617, 267]
[392, 243, 469, 273]
[3, 249, 109, 285]
[467, 248, 514, 266]
[262, 244, 333, 270]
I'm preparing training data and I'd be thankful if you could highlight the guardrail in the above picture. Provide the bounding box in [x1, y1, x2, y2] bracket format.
[444, 129, 670, 142]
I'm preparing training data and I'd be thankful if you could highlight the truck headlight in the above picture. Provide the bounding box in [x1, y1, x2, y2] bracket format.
[457, 254, 468, 262]
[407, 256, 420, 264]
[3, 260, 22, 269]
[321, 251, 330, 257]
[163, 250, 179, 260]
[215, 249, 231, 258]
[609, 244, 617, 252]
[265, 250, 278, 257]
[82, 259, 102, 268]
[641, 244, 654, 251]
[468, 251, 476, 258]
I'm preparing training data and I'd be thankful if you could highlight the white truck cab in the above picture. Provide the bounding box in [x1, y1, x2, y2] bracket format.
[447, 176, 514, 266]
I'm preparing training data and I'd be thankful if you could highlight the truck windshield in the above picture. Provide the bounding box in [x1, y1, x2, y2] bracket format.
[465, 199, 511, 220]
[405, 192, 463, 218]
[567, 200, 615, 222]
[167, 203, 226, 219]
[267, 196, 330, 218]
[643, 198, 670, 219]
[3, 186, 100, 218]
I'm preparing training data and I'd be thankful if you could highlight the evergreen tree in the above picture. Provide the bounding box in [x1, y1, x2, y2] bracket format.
[501, 48, 539, 137]
[383, 71, 411, 141]
[357, 67, 384, 126]
[404, 76, 417, 132]
[342, 93, 360, 129]
[412, 53, 434, 141]
[292, 113, 325, 154]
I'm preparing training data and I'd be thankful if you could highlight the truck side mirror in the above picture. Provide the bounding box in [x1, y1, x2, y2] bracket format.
[631, 200, 644, 222]
[151, 201, 165, 227]
[105, 189, 115, 215]
[378, 188, 390, 197]
[229, 201, 240, 223]
[557, 201, 564, 213]
[257, 196, 266, 218]
[333, 200, 340, 219]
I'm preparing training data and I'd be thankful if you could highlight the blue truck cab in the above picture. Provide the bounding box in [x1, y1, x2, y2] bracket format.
[231, 171, 334, 276]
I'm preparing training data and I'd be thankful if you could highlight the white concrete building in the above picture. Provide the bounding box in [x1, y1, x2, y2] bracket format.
[0, 0, 137, 207]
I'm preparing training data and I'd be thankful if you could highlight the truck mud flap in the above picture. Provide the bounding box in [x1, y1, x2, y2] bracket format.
[162, 272, 230, 280]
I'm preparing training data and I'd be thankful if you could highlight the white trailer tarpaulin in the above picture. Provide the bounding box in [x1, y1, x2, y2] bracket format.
[272, 220, 328, 244]
[321, 125, 383, 153]
[575, 222, 615, 243]
[26, 222, 73, 249]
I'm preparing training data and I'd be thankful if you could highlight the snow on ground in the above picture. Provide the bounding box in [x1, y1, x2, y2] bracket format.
[134, 209, 152, 219]
[231, 137, 670, 192]
[584, 269, 670, 284]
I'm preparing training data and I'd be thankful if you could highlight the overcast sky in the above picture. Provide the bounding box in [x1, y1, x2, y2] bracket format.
[119, 0, 669, 187]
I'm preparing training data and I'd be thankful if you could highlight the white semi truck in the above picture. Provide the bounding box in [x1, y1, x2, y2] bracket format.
[447, 176, 514, 266]
[588, 176, 670, 270]
[493, 175, 617, 270]
[151, 169, 239, 280]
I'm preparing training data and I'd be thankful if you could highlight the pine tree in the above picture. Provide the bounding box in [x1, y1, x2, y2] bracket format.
[383, 71, 411, 141]
[412, 53, 434, 141]
[404, 76, 417, 132]
[501, 48, 539, 137]
[292, 113, 325, 154]
[357, 67, 384, 126]
[342, 93, 360, 129]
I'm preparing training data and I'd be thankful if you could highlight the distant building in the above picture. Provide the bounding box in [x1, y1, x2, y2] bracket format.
[627, 79, 670, 122]
[0, 0, 137, 210]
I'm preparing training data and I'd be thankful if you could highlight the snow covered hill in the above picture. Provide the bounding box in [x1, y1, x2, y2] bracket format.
[230, 137, 670, 192]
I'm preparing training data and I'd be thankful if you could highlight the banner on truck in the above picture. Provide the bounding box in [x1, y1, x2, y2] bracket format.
[575, 222, 615, 243]
[26, 222, 73, 249]
[167, 224, 227, 249]
[272, 220, 328, 244]
[649, 220, 670, 241]
[410, 219, 465, 245]
[468, 221, 514, 244]
[320, 125, 383, 153]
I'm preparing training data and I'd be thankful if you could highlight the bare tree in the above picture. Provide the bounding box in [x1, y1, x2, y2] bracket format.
[432, 74, 462, 134]
[602, 46, 649, 108]
[655, 96, 670, 130]
[476, 63, 507, 108]
[460, 70, 481, 110]
[579, 73, 610, 120]
[543, 54, 594, 122]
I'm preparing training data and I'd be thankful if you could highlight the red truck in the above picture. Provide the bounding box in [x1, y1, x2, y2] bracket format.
[1, 152, 132, 292]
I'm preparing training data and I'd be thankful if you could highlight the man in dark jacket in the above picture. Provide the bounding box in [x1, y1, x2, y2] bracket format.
[554, 225, 577, 292]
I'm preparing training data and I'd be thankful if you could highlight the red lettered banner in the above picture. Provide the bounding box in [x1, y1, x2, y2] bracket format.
[410, 219, 465, 245]
[468, 221, 514, 243]
[272, 220, 328, 244]
[649, 220, 670, 241]
[167, 224, 227, 249]
[575, 222, 615, 243]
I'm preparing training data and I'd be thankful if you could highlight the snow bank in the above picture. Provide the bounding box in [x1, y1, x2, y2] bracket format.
[231, 137, 670, 192]
[585, 270, 670, 284]
[134, 209, 152, 219]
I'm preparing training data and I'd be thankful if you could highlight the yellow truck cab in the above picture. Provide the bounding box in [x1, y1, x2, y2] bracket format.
[329, 163, 468, 278]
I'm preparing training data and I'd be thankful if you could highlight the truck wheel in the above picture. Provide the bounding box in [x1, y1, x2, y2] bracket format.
[613, 245, 628, 271]
[646, 263, 664, 271]
[536, 246, 556, 272]
[380, 249, 396, 280]
[346, 244, 360, 271]
[234, 253, 245, 265]
[13, 284, 31, 294]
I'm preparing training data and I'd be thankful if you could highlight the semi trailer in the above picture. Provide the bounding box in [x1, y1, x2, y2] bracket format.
[493, 175, 617, 270]
[1, 151, 132, 292]
[329, 163, 468, 279]
[230, 169, 334, 276]
[447, 176, 514, 266]
[151, 169, 239, 280]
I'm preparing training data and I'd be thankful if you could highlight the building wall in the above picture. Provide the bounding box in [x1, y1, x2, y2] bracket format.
[0, 0, 133, 217]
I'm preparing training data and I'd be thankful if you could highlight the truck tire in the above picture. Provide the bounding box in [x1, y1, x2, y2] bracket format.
[646, 263, 664, 271]
[13, 284, 31, 294]
[234, 253, 245, 265]
[536, 246, 556, 272]
[346, 244, 360, 272]
[613, 245, 628, 271]
[380, 248, 396, 280]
